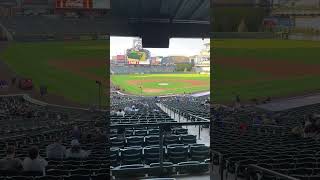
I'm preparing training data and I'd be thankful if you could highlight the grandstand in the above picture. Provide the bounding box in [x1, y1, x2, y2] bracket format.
[0, 95, 108, 180]
[0, 2, 110, 180]
[212, 95, 320, 180]
[0, 0, 210, 180]
[110, 91, 210, 179]
[110, 65, 176, 75]
[212, 1, 320, 180]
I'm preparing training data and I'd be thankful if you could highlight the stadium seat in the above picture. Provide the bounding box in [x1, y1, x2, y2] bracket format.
[135, 130, 148, 136]
[176, 161, 209, 174]
[111, 148, 120, 167]
[148, 162, 175, 177]
[144, 145, 165, 164]
[121, 147, 143, 165]
[127, 136, 144, 147]
[111, 137, 125, 147]
[34, 176, 62, 180]
[112, 164, 146, 178]
[63, 175, 91, 180]
[145, 135, 160, 146]
[180, 135, 197, 144]
[190, 145, 209, 161]
[164, 135, 179, 145]
[167, 146, 188, 164]
[173, 128, 188, 135]
[91, 173, 109, 180]
[46, 169, 69, 176]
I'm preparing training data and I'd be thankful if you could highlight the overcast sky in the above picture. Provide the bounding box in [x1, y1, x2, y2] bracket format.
[110, 36, 210, 58]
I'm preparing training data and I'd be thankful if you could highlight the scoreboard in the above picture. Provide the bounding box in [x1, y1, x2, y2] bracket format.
[127, 50, 146, 65]
[55, 0, 110, 9]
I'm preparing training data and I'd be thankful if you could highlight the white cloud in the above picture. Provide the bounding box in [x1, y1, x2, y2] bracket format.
[110, 36, 210, 58]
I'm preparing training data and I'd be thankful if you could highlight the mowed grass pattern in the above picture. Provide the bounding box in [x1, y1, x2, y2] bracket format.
[213, 39, 320, 103]
[1, 41, 108, 105]
[111, 74, 210, 96]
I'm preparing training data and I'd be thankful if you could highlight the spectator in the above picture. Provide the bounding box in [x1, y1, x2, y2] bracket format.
[66, 140, 90, 159]
[116, 109, 125, 117]
[94, 127, 105, 141]
[72, 126, 81, 140]
[291, 125, 303, 137]
[0, 145, 22, 172]
[22, 146, 48, 174]
[110, 110, 116, 115]
[124, 106, 133, 112]
[239, 122, 248, 135]
[304, 115, 318, 137]
[46, 137, 66, 160]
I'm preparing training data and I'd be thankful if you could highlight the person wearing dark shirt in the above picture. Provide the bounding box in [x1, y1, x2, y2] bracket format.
[46, 137, 66, 160]
[0, 146, 22, 172]
[72, 126, 81, 140]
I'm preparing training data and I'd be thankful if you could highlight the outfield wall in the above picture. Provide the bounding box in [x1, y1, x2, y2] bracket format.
[110, 65, 176, 74]
[212, 32, 278, 39]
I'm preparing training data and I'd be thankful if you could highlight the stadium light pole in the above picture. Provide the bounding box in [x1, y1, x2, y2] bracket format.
[96, 80, 102, 110]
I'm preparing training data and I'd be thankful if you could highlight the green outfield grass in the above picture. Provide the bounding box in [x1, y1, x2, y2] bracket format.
[213, 39, 320, 104]
[111, 74, 210, 96]
[0, 40, 108, 105]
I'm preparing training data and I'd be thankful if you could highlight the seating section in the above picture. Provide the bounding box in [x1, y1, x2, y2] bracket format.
[162, 95, 210, 120]
[110, 93, 210, 179]
[110, 65, 176, 74]
[0, 16, 110, 41]
[0, 96, 108, 180]
[211, 103, 320, 180]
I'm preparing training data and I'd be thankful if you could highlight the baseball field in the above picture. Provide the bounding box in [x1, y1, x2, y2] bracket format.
[0, 40, 108, 106]
[213, 39, 320, 104]
[111, 73, 210, 96]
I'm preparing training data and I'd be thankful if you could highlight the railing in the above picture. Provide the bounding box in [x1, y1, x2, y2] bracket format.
[212, 117, 290, 135]
[211, 118, 292, 180]
[160, 103, 209, 122]
[247, 164, 299, 180]
[159, 103, 210, 140]
[211, 151, 298, 180]
[21, 94, 108, 112]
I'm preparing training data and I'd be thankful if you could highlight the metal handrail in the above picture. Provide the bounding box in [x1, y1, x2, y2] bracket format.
[248, 164, 299, 180]
[161, 103, 209, 122]
[110, 121, 210, 128]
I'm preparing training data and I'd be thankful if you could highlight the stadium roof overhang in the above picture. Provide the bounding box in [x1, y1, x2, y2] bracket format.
[109, 0, 210, 47]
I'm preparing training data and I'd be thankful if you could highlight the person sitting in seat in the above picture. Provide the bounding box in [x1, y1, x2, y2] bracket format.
[124, 106, 133, 112]
[22, 146, 48, 174]
[66, 139, 90, 159]
[304, 115, 318, 138]
[46, 137, 66, 160]
[110, 109, 117, 115]
[72, 125, 81, 140]
[94, 127, 105, 141]
[239, 122, 248, 135]
[291, 125, 304, 137]
[116, 109, 125, 117]
[0, 145, 22, 172]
